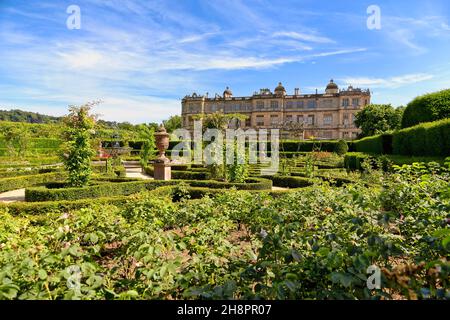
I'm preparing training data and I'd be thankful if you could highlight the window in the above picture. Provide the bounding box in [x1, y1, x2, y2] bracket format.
[296, 101, 304, 109]
[342, 132, 349, 139]
[285, 115, 293, 123]
[256, 115, 265, 126]
[342, 98, 349, 107]
[364, 99, 368, 106]
[343, 114, 349, 125]
[245, 118, 251, 127]
[307, 100, 317, 109]
[322, 99, 332, 108]
[234, 104, 241, 111]
[352, 98, 359, 107]
[297, 115, 304, 123]
[270, 115, 279, 125]
[270, 100, 279, 109]
[307, 115, 314, 125]
[211, 104, 218, 112]
[286, 101, 294, 109]
[323, 114, 332, 125]
[322, 131, 332, 139]
[256, 101, 264, 110]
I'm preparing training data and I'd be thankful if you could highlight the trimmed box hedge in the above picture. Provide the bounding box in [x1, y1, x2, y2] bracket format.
[0, 172, 66, 193]
[25, 177, 273, 202]
[392, 118, 450, 156]
[353, 134, 393, 154]
[344, 152, 371, 170]
[261, 175, 314, 188]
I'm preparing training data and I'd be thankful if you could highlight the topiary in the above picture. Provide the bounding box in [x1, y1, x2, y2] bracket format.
[401, 89, 450, 128]
[334, 139, 348, 156]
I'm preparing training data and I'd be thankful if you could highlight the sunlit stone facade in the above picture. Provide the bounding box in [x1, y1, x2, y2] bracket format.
[181, 80, 371, 140]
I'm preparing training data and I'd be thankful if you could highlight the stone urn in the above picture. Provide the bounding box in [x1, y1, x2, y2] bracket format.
[153, 124, 171, 180]
[154, 124, 170, 164]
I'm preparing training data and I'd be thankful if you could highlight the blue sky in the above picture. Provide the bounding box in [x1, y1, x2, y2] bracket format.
[0, 0, 449, 123]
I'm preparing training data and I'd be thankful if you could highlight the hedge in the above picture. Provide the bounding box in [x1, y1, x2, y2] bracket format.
[353, 134, 393, 154]
[392, 118, 450, 156]
[401, 89, 450, 128]
[0, 167, 62, 178]
[0, 172, 66, 193]
[344, 152, 371, 170]
[25, 177, 273, 202]
[144, 166, 209, 180]
[1, 195, 132, 216]
[261, 175, 314, 188]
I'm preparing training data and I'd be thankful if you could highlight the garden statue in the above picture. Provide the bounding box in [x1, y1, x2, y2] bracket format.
[153, 124, 171, 180]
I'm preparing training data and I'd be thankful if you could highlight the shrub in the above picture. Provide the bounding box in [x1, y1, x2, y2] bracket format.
[353, 134, 393, 154]
[334, 140, 349, 156]
[261, 175, 314, 188]
[344, 152, 371, 170]
[401, 89, 450, 128]
[0, 172, 66, 193]
[24, 177, 273, 202]
[392, 118, 450, 156]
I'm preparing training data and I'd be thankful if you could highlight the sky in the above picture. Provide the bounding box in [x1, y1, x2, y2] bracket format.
[0, 0, 449, 124]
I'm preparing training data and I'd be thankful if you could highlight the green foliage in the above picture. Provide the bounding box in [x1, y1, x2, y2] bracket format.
[0, 109, 61, 123]
[162, 115, 182, 133]
[401, 89, 450, 128]
[334, 139, 349, 156]
[25, 177, 273, 202]
[261, 175, 314, 188]
[61, 103, 97, 187]
[0, 163, 448, 299]
[0, 172, 66, 193]
[392, 118, 450, 156]
[3, 124, 30, 157]
[354, 104, 404, 137]
[137, 124, 156, 168]
[353, 134, 393, 154]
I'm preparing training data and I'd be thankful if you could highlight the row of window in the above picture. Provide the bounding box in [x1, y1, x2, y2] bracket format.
[183, 98, 368, 113]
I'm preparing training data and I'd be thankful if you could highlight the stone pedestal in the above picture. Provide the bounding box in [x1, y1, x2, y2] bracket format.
[153, 162, 171, 180]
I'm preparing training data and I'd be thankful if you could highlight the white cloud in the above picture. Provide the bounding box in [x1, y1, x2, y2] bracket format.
[340, 73, 434, 89]
[272, 31, 335, 44]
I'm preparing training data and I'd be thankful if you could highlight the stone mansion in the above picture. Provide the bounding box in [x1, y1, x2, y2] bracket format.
[181, 80, 371, 140]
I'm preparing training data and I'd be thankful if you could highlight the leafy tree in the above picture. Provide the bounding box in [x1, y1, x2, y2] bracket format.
[61, 102, 97, 187]
[3, 124, 30, 157]
[162, 115, 182, 133]
[401, 89, 450, 128]
[355, 104, 404, 138]
[138, 124, 156, 168]
[193, 112, 249, 181]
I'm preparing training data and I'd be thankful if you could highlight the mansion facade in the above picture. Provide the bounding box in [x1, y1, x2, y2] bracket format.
[181, 80, 371, 140]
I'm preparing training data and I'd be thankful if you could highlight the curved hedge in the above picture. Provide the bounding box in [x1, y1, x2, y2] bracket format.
[25, 178, 273, 202]
[0, 172, 66, 193]
[401, 89, 450, 128]
[353, 134, 393, 154]
[393, 118, 450, 156]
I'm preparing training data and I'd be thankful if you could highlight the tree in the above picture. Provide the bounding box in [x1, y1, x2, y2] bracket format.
[162, 115, 182, 133]
[138, 124, 156, 168]
[192, 112, 249, 181]
[62, 102, 97, 187]
[4, 124, 30, 157]
[401, 89, 450, 128]
[354, 104, 404, 138]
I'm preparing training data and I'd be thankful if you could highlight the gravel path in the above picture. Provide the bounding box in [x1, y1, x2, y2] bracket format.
[0, 188, 25, 203]
[125, 166, 153, 180]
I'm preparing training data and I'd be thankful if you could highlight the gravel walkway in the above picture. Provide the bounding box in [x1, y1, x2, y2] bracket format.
[0, 188, 25, 203]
